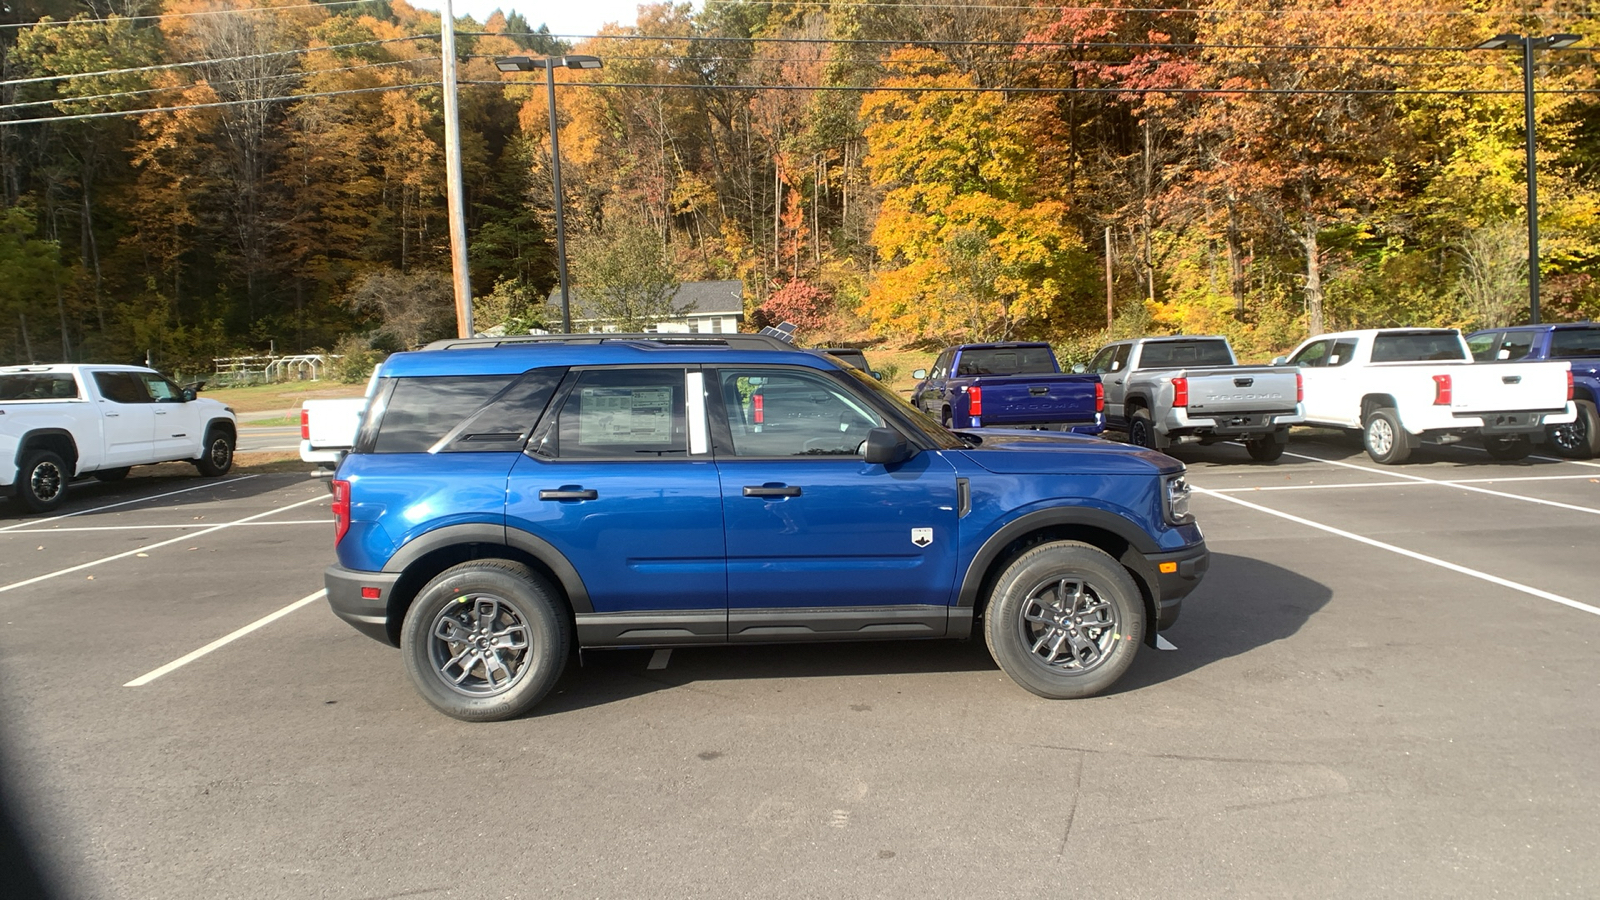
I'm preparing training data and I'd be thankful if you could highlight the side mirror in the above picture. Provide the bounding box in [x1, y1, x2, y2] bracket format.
[1271, 356, 1288, 366]
[863, 427, 912, 465]
[1071, 363, 1087, 374]
[181, 388, 198, 402]
[912, 368, 927, 380]
[871, 371, 883, 380]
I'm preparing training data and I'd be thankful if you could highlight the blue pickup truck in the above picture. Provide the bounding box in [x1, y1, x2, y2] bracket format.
[1467, 323, 1600, 458]
[911, 342, 1104, 434]
[324, 334, 1207, 721]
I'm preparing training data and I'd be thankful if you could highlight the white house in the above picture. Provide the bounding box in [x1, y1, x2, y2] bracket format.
[552, 280, 746, 334]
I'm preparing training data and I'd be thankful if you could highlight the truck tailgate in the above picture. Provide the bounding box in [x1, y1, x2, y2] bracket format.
[973, 375, 1100, 425]
[303, 397, 367, 449]
[1453, 361, 1570, 412]
[1182, 367, 1299, 414]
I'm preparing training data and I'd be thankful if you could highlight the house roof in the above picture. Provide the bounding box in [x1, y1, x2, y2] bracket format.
[550, 280, 746, 319]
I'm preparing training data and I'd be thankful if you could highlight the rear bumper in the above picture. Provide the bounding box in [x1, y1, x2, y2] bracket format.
[325, 564, 401, 645]
[971, 412, 1105, 435]
[1162, 407, 1304, 437]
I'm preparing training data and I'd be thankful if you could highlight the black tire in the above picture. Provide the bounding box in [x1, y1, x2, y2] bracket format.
[1244, 436, 1286, 462]
[983, 541, 1143, 700]
[1128, 408, 1158, 450]
[93, 467, 131, 482]
[1482, 434, 1533, 461]
[195, 427, 234, 476]
[14, 449, 69, 514]
[940, 407, 953, 429]
[1362, 407, 1411, 464]
[401, 560, 569, 722]
[1547, 399, 1600, 460]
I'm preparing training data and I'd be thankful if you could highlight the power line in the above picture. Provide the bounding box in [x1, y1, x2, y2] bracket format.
[0, 1, 380, 31]
[473, 79, 1600, 98]
[0, 35, 438, 88]
[1, 58, 437, 112]
[0, 81, 439, 127]
[695, 0, 1593, 18]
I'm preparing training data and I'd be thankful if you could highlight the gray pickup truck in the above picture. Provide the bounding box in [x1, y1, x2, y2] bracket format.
[1088, 336, 1304, 462]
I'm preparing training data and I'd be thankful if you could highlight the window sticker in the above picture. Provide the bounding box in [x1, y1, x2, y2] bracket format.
[579, 386, 673, 445]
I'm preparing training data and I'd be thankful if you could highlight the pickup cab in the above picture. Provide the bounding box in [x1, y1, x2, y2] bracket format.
[1089, 336, 1304, 462]
[324, 337, 1206, 721]
[1280, 328, 1576, 463]
[910, 342, 1104, 434]
[1466, 323, 1600, 459]
[1, 364, 237, 513]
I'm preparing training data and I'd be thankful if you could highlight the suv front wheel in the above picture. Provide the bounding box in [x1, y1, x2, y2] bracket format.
[401, 560, 570, 722]
[983, 541, 1143, 699]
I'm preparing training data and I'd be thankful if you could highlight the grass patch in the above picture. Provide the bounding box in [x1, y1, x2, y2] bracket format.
[200, 381, 364, 414]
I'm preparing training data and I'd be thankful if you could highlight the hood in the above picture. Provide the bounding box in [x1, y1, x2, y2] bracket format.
[953, 429, 1180, 476]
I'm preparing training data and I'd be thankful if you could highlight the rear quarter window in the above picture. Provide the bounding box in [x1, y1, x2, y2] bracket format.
[369, 375, 517, 453]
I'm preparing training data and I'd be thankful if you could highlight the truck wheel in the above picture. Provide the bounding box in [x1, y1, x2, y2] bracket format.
[1128, 409, 1157, 450]
[401, 560, 569, 722]
[1482, 434, 1532, 461]
[15, 449, 69, 514]
[195, 428, 234, 476]
[1244, 437, 1285, 462]
[983, 541, 1143, 700]
[1546, 399, 1599, 459]
[93, 467, 130, 482]
[940, 408, 953, 429]
[1362, 407, 1411, 464]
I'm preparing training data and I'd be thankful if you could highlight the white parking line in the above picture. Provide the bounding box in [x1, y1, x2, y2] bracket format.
[0, 476, 259, 533]
[1207, 472, 1600, 493]
[1194, 487, 1600, 618]
[124, 590, 327, 687]
[1, 520, 327, 534]
[0, 493, 326, 596]
[1282, 451, 1600, 516]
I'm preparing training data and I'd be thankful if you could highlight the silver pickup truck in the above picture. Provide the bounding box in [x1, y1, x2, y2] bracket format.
[1088, 336, 1304, 462]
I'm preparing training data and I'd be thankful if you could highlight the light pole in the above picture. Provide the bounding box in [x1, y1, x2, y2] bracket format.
[494, 54, 604, 334]
[1473, 32, 1583, 325]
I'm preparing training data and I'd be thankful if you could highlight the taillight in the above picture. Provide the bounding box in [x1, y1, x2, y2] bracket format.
[1432, 374, 1452, 406]
[331, 478, 351, 544]
[1094, 381, 1105, 413]
[1172, 377, 1189, 408]
[300, 407, 310, 440]
[1295, 373, 1303, 404]
[1568, 369, 1575, 401]
[968, 385, 983, 416]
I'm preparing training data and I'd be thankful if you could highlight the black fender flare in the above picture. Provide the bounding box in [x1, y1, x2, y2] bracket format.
[15, 428, 80, 472]
[381, 523, 593, 612]
[956, 505, 1161, 609]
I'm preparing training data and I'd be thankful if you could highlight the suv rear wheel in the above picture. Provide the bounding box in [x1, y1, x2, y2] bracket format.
[401, 560, 570, 722]
[983, 541, 1143, 699]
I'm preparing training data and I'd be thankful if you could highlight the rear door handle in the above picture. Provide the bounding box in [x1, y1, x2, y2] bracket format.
[538, 488, 598, 501]
[743, 485, 801, 498]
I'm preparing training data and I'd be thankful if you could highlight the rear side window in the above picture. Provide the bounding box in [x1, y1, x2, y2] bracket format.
[1370, 332, 1465, 362]
[542, 368, 687, 459]
[1550, 327, 1600, 358]
[93, 372, 151, 404]
[955, 346, 1056, 376]
[1137, 340, 1233, 368]
[0, 373, 78, 400]
[371, 375, 516, 453]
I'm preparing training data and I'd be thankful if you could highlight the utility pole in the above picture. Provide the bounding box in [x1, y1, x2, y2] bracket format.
[1104, 226, 1114, 329]
[439, 0, 473, 338]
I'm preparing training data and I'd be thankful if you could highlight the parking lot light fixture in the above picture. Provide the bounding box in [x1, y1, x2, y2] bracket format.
[493, 54, 607, 334]
[1471, 33, 1585, 325]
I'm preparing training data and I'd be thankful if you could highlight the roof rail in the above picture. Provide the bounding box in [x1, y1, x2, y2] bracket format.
[422, 333, 796, 351]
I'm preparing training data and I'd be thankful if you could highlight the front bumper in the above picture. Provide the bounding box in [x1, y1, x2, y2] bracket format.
[325, 564, 402, 645]
[1123, 540, 1210, 634]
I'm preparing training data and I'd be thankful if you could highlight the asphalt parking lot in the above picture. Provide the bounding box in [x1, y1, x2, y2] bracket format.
[1, 435, 1597, 899]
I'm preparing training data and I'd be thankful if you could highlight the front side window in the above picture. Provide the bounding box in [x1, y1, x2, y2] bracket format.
[1088, 346, 1118, 374]
[137, 372, 184, 401]
[1290, 340, 1331, 367]
[1466, 332, 1499, 361]
[543, 368, 688, 459]
[716, 368, 886, 457]
[1329, 339, 1359, 367]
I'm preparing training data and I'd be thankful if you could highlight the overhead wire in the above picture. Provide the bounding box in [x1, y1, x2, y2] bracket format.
[0, 35, 440, 88]
[0, 81, 439, 127]
[470, 79, 1600, 97]
[0, 1, 379, 30]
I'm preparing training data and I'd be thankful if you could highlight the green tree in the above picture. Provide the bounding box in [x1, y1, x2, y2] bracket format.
[570, 220, 681, 331]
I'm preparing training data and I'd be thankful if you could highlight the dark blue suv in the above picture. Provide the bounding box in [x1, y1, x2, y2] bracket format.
[325, 335, 1208, 721]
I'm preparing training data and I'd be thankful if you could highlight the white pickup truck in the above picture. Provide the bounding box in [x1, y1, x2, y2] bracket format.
[1279, 328, 1575, 463]
[299, 397, 366, 471]
[1, 364, 238, 513]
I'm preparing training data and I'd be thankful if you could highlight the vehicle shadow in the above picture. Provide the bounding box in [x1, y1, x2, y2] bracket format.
[1166, 429, 1566, 470]
[532, 551, 1329, 715]
[0, 469, 324, 522]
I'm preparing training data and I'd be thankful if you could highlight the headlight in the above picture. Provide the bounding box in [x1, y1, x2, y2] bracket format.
[1162, 471, 1194, 525]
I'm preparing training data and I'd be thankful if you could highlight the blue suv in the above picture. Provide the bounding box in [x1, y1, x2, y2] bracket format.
[325, 335, 1209, 721]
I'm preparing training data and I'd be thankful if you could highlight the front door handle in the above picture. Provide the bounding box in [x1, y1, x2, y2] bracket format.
[538, 488, 598, 501]
[743, 485, 801, 498]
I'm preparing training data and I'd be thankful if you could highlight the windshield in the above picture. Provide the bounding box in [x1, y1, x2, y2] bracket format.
[1137, 339, 1234, 368]
[837, 365, 969, 449]
[1371, 331, 1465, 362]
